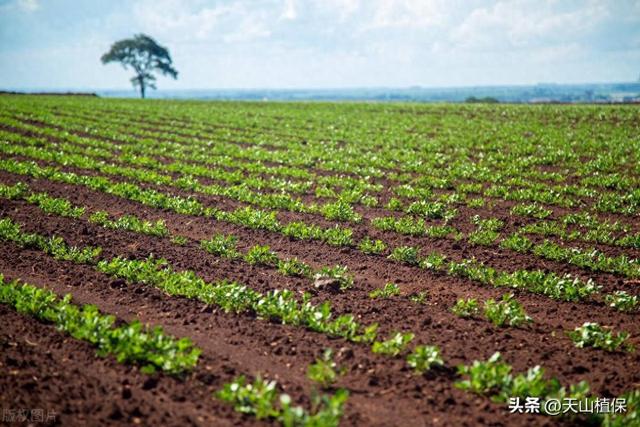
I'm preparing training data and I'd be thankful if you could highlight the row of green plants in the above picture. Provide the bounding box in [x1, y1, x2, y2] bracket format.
[451, 294, 532, 327]
[0, 180, 86, 219]
[217, 375, 348, 426]
[201, 234, 353, 288]
[0, 182, 432, 312]
[8, 210, 632, 367]
[97, 256, 372, 342]
[370, 207, 639, 288]
[15, 180, 630, 318]
[7, 179, 635, 312]
[217, 341, 437, 427]
[0, 217, 102, 264]
[4, 123, 541, 238]
[386, 244, 600, 302]
[1, 184, 454, 375]
[501, 234, 640, 278]
[0, 274, 200, 374]
[3, 159, 633, 315]
[0, 182, 172, 238]
[101, 253, 445, 372]
[520, 216, 640, 249]
[456, 352, 590, 409]
[0, 158, 362, 249]
[468, 215, 504, 246]
[568, 322, 634, 353]
[371, 215, 458, 238]
[88, 211, 170, 237]
[1, 109, 390, 200]
[3, 159, 625, 323]
[302, 321, 635, 423]
[0, 217, 379, 348]
[0, 121, 317, 196]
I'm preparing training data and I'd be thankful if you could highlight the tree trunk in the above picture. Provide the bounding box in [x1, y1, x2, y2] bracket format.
[140, 83, 145, 99]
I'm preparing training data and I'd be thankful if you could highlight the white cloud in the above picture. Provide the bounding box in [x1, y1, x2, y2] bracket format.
[17, 0, 39, 12]
[131, 0, 275, 44]
[281, 0, 296, 20]
[132, 0, 232, 40]
[529, 42, 585, 64]
[316, 0, 361, 21]
[451, 0, 609, 49]
[223, 11, 272, 43]
[366, 0, 448, 29]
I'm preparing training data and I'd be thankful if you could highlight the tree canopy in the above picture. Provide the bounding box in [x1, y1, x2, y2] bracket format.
[101, 34, 177, 99]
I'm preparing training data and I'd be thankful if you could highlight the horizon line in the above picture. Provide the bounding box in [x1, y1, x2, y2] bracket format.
[2, 80, 640, 93]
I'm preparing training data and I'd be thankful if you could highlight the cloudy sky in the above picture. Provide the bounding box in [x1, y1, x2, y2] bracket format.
[0, 0, 639, 90]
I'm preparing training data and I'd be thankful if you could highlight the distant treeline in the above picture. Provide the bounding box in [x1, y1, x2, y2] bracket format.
[0, 91, 98, 97]
[465, 96, 499, 104]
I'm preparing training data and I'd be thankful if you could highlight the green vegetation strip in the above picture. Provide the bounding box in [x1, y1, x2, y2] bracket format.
[0, 133, 363, 223]
[451, 294, 532, 328]
[5, 126, 639, 247]
[4, 100, 640, 219]
[0, 274, 200, 374]
[501, 234, 640, 279]
[388, 245, 600, 302]
[217, 376, 348, 426]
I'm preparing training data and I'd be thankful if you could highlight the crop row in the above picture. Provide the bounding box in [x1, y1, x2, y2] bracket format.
[501, 234, 640, 279]
[7, 211, 618, 389]
[3, 226, 634, 426]
[2, 220, 636, 426]
[3, 213, 634, 365]
[0, 274, 200, 374]
[455, 352, 638, 425]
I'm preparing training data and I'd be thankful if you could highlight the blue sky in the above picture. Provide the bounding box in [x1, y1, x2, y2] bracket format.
[0, 0, 639, 90]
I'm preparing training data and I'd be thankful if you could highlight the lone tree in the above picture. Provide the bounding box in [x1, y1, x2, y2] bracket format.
[101, 34, 178, 99]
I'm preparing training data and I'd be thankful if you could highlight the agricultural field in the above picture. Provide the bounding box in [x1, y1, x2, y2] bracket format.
[0, 94, 639, 426]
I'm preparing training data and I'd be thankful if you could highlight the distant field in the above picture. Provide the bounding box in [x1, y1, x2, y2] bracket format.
[0, 95, 638, 426]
